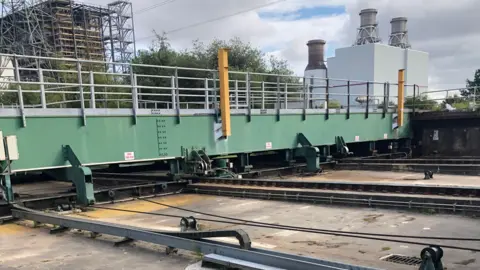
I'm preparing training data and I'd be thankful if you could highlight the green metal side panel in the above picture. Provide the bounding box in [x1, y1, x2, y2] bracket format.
[0, 113, 410, 172]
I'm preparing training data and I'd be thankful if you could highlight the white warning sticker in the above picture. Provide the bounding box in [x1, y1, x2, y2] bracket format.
[384, 133, 388, 139]
[355, 136, 360, 142]
[265, 142, 272, 149]
[124, 152, 135, 161]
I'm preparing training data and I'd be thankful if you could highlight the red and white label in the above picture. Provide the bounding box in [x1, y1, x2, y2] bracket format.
[354, 136, 360, 142]
[384, 133, 388, 139]
[124, 152, 135, 161]
[265, 142, 272, 149]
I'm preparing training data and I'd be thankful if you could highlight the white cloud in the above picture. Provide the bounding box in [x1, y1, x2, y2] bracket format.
[96, 0, 479, 89]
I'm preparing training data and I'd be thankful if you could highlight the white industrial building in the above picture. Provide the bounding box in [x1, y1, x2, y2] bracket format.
[0, 56, 14, 89]
[327, 43, 429, 107]
[303, 8, 429, 109]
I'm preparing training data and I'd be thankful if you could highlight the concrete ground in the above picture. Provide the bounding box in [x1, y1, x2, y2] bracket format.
[290, 170, 480, 187]
[2, 193, 480, 269]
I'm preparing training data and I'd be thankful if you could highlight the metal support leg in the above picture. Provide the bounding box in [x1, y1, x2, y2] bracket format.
[295, 146, 321, 173]
[284, 149, 295, 166]
[62, 145, 95, 205]
[1, 133, 14, 202]
[168, 159, 182, 181]
[294, 133, 321, 173]
[369, 141, 376, 155]
[235, 153, 252, 173]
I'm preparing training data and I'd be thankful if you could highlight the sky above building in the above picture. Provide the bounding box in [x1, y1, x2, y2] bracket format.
[97, 0, 479, 90]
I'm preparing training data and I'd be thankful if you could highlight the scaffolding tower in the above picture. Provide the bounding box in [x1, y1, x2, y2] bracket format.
[104, 0, 135, 73]
[0, 0, 136, 73]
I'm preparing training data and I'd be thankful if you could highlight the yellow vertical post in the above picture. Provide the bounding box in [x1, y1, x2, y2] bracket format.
[218, 48, 231, 137]
[397, 69, 405, 127]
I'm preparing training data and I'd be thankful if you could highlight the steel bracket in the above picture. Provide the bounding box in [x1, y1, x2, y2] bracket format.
[183, 148, 213, 176]
[333, 136, 352, 158]
[62, 145, 95, 205]
[294, 133, 321, 173]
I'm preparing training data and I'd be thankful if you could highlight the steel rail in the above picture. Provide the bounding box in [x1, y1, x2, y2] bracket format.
[189, 177, 480, 197]
[11, 206, 377, 270]
[186, 185, 480, 215]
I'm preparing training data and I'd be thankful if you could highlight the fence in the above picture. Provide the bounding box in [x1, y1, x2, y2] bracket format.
[0, 53, 466, 114]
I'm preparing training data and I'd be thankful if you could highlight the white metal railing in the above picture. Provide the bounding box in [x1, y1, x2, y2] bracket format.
[0, 53, 450, 113]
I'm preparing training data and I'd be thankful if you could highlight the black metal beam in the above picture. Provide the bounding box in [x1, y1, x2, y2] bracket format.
[11, 207, 375, 270]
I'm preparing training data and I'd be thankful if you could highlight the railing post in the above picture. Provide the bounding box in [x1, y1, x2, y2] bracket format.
[346, 80, 350, 119]
[261, 81, 265, 110]
[246, 72, 251, 122]
[413, 84, 417, 115]
[213, 71, 220, 123]
[204, 78, 209, 109]
[365, 81, 369, 119]
[76, 61, 86, 126]
[131, 70, 138, 124]
[386, 82, 390, 111]
[234, 79, 239, 109]
[89, 71, 96, 109]
[284, 82, 288, 109]
[170, 76, 176, 110]
[309, 77, 314, 109]
[325, 78, 330, 120]
[302, 77, 307, 121]
[276, 76, 280, 121]
[382, 82, 387, 118]
[13, 56, 26, 127]
[213, 72, 218, 109]
[38, 67, 46, 109]
[174, 68, 180, 124]
[474, 86, 477, 107]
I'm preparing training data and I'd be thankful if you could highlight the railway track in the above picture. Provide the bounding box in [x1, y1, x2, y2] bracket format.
[339, 158, 480, 164]
[336, 158, 480, 175]
[191, 177, 480, 197]
[186, 184, 480, 215]
[4, 169, 480, 218]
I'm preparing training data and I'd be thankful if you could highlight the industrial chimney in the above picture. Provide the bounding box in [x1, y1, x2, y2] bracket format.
[389, 17, 411, 48]
[305, 39, 327, 71]
[354, 8, 381, 46]
[304, 39, 327, 109]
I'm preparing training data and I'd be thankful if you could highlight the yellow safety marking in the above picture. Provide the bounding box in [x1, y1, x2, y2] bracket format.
[0, 223, 31, 235]
[218, 48, 231, 137]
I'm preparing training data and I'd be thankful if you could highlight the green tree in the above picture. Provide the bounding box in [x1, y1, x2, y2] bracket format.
[404, 96, 439, 110]
[132, 34, 297, 109]
[462, 69, 480, 97]
[442, 94, 470, 110]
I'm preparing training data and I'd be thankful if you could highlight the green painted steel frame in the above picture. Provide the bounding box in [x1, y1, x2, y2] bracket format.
[0, 112, 410, 172]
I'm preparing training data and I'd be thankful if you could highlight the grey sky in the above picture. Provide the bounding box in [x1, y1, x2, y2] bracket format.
[97, 0, 479, 89]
